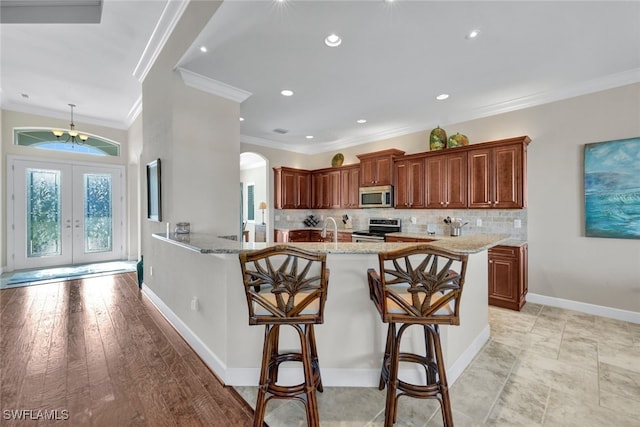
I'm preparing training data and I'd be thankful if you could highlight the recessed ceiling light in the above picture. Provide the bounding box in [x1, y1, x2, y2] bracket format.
[466, 30, 480, 40]
[199, 46, 208, 52]
[305, 135, 314, 139]
[356, 119, 367, 124]
[324, 33, 342, 47]
[436, 94, 449, 101]
[281, 89, 294, 96]
[239, 117, 245, 121]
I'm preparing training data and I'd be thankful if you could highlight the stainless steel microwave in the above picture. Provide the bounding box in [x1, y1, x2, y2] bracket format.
[359, 185, 394, 208]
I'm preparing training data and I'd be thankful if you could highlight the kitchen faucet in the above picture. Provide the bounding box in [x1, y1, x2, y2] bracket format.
[321, 217, 338, 243]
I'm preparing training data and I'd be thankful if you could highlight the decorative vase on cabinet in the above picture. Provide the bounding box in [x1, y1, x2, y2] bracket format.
[448, 132, 469, 148]
[429, 126, 447, 150]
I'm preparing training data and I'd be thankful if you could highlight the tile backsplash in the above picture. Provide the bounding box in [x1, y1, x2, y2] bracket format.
[275, 208, 527, 240]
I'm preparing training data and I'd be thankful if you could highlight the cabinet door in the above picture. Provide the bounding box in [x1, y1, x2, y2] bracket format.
[425, 156, 446, 208]
[296, 172, 311, 209]
[375, 157, 393, 186]
[289, 230, 310, 242]
[328, 170, 341, 209]
[446, 153, 467, 209]
[311, 173, 322, 209]
[395, 159, 425, 208]
[340, 166, 360, 208]
[468, 148, 492, 208]
[281, 169, 298, 209]
[494, 144, 523, 208]
[488, 245, 527, 311]
[360, 158, 376, 186]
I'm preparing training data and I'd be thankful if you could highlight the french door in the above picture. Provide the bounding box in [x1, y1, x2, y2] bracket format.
[9, 157, 125, 270]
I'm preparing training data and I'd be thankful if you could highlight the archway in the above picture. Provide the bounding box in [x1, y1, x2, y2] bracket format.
[240, 152, 270, 242]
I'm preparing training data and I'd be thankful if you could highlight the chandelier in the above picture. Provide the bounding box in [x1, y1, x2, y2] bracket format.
[52, 103, 88, 144]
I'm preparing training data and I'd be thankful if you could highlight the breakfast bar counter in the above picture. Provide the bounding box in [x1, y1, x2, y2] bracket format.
[145, 233, 507, 387]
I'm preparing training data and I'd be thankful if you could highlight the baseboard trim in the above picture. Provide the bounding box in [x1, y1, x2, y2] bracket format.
[446, 324, 491, 384]
[527, 293, 640, 324]
[141, 283, 229, 381]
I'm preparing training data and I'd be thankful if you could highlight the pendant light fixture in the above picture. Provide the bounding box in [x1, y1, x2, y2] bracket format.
[52, 103, 89, 144]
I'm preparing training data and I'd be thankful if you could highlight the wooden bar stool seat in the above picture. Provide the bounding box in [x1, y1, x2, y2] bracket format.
[239, 245, 329, 427]
[367, 245, 468, 427]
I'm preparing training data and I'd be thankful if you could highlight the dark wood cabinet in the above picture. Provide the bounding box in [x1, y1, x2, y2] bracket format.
[385, 236, 436, 243]
[312, 169, 341, 209]
[275, 229, 352, 243]
[394, 157, 425, 209]
[468, 137, 529, 209]
[488, 244, 528, 311]
[273, 167, 311, 209]
[357, 149, 405, 187]
[425, 152, 467, 209]
[340, 165, 360, 208]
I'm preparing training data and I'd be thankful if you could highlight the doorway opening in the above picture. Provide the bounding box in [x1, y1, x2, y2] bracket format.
[240, 152, 268, 242]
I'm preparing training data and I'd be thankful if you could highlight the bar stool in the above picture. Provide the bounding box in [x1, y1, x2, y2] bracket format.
[239, 245, 329, 427]
[367, 245, 468, 427]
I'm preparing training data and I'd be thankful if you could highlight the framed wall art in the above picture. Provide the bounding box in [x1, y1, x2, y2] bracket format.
[146, 159, 162, 222]
[584, 137, 640, 239]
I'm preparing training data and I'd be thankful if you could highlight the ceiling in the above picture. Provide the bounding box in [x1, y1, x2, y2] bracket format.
[2, 1, 640, 154]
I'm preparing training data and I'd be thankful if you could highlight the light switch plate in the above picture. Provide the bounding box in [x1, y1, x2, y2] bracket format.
[476, 218, 482, 227]
[410, 217, 417, 224]
[514, 219, 522, 228]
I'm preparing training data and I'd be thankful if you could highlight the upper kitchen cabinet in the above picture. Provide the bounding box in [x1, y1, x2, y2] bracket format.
[394, 156, 425, 209]
[312, 168, 341, 209]
[357, 149, 405, 187]
[425, 151, 467, 209]
[468, 136, 530, 209]
[340, 165, 360, 209]
[273, 167, 311, 209]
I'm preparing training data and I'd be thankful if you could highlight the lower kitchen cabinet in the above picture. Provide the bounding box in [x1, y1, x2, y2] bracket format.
[274, 229, 353, 243]
[488, 244, 528, 311]
[385, 236, 436, 243]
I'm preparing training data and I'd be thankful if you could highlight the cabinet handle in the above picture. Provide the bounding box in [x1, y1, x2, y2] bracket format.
[440, 202, 444, 206]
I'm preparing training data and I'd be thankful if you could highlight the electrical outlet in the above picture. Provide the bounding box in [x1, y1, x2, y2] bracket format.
[286, 215, 291, 221]
[410, 217, 417, 224]
[149, 266, 153, 276]
[275, 215, 280, 221]
[476, 218, 482, 227]
[514, 219, 522, 228]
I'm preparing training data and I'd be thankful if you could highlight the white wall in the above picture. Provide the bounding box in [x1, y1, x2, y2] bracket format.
[242, 83, 640, 313]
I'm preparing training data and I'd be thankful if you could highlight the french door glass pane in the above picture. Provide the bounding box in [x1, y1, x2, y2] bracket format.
[84, 173, 113, 253]
[26, 168, 61, 257]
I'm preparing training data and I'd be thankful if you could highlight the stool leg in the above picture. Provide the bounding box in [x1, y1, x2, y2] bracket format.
[384, 323, 399, 427]
[308, 324, 323, 393]
[299, 324, 320, 427]
[268, 325, 280, 386]
[254, 324, 276, 427]
[423, 325, 436, 385]
[379, 323, 394, 390]
[429, 325, 454, 427]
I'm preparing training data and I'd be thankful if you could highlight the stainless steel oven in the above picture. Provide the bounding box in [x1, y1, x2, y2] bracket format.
[351, 218, 401, 242]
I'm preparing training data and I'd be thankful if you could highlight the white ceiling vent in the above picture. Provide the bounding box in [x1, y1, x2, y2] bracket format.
[273, 128, 289, 134]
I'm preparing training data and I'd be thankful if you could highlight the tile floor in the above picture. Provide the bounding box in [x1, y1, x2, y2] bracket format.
[235, 304, 640, 426]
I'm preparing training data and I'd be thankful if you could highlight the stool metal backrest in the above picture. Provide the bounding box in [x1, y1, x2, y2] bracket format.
[239, 245, 329, 325]
[368, 245, 468, 325]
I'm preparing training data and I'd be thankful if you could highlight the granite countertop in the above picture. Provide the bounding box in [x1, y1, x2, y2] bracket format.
[387, 232, 527, 248]
[153, 232, 511, 255]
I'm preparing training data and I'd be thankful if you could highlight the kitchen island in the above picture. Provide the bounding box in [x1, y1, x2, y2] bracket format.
[146, 233, 508, 387]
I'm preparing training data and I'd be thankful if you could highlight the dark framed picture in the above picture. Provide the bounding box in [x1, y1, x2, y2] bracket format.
[146, 159, 162, 221]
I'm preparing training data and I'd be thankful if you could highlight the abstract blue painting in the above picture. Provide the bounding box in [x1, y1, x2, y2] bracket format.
[584, 137, 640, 239]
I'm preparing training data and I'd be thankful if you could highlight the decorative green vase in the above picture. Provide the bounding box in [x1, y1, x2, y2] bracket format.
[448, 132, 469, 148]
[429, 126, 447, 150]
[136, 255, 143, 288]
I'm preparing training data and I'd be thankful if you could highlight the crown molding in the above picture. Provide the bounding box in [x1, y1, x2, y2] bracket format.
[127, 96, 143, 127]
[133, 0, 190, 83]
[244, 68, 640, 155]
[176, 67, 252, 103]
[1, 101, 127, 130]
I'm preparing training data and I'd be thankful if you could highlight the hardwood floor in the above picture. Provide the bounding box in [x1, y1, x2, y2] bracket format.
[0, 272, 255, 426]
